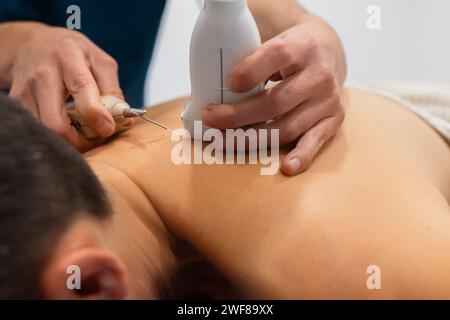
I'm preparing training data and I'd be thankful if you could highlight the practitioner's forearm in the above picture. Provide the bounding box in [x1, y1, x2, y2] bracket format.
[247, 0, 307, 42]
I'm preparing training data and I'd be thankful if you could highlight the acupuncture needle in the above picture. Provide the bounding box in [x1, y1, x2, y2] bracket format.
[124, 108, 173, 132]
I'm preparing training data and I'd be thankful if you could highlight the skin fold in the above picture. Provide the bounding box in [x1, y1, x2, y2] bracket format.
[85, 87, 450, 299]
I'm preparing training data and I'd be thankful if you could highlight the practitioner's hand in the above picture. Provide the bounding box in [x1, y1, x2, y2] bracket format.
[6, 23, 123, 151]
[202, 16, 347, 175]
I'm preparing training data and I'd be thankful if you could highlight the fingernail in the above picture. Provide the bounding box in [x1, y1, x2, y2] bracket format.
[96, 117, 114, 137]
[202, 107, 215, 126]
[287, 157, 301, 173]
[227, 76, 241, 92]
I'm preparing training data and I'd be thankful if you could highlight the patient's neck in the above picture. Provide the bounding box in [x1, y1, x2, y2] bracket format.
[91, 161, 178, 299]
[90, 160, 236, 299]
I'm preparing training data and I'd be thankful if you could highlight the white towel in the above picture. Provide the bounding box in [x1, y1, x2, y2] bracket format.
[355, 82, 450, 144]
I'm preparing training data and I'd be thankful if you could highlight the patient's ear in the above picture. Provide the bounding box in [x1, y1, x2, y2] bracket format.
[40, 220, 128, 300]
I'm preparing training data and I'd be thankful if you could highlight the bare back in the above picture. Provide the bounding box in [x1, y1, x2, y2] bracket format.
[86, 87, 450, 299]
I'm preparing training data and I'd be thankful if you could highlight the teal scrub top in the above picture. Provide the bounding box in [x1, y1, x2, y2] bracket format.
[0, 0, 167, 107]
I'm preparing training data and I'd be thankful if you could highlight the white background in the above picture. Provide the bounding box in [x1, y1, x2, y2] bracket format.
[145, 0, 450, 105]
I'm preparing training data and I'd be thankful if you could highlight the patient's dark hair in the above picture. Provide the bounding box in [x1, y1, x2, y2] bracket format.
[0, 94, 111, 299]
